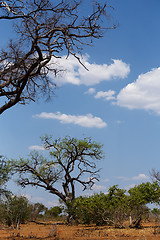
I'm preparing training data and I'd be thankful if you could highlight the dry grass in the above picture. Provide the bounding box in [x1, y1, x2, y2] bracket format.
[1, 221, 160, 239]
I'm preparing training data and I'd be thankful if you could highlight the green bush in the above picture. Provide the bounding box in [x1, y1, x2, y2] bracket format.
[45, 206, 63, 219]
[71, 186, 129, 227]
[0, 195, 31, 228]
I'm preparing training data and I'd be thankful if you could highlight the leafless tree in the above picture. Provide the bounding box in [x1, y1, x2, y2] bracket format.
[0, 0, 115, 114]
[150, 169, 160, 182]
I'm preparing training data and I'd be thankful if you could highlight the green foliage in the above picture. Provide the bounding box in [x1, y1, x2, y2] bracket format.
[69, 186, 129, 227]
[0, 181, 159, 227]
[0, 195, 31, 228]
[0, 156, 12, 197]
[73, 193, 107, 225]
[127, 182, 160, 228]
[42, 135, 104, 166]
[12, 136, 104, 222]
[128, 182, 160, 206]
[151, 208, 160, 223]
[105, 185, 129, 227]
[30, 202, 47, 221]
[66, 183, 160, 227]
[151, 208, 160, 215]
[45, 206, 63, 219]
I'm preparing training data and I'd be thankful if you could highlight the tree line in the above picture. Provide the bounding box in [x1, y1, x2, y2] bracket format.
[0, 194, 63, 229]
[1, 137, 160, 229]
[71, 182, 160, 228]
[1, 181, 160, 229]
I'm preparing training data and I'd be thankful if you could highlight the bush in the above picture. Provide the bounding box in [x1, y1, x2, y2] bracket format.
[71, 186, 129, 227]
[0, 195, 31, 228]
[45, 206, 63, 219]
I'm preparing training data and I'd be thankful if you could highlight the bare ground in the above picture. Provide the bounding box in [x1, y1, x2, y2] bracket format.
[1, 221, 160, 240]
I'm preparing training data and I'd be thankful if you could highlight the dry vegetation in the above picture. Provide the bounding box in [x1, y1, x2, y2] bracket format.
[1, 221, 160, 240]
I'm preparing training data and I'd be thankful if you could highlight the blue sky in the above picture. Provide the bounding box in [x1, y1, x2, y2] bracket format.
[1, 0, 160, 207]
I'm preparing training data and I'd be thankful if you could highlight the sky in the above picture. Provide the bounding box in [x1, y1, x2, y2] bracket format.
[1, 0, 160, 207]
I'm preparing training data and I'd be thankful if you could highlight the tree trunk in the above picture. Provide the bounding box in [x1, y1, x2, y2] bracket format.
[129, 215, 132, 226]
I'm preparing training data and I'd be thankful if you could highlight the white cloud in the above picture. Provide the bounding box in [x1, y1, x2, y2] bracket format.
[117, 173, 149, 181]
[132, 173, 149, 181]
[84, 87, 96, 95]
[28, 145, 45, 151]
[101, 178, 110, 183]
[49, 55, 130, 86]
[33, 112, 107, 128]
[117, 67, 160, 115]
[94, 90, 116, 101]
[92, 184, 106, 191]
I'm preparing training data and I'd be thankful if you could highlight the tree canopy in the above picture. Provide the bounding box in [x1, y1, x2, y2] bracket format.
[69, 183, 160, 227]
[128, 181, 160, 206]
[12, 136, 104, 206]
[0, 0, 115, 114]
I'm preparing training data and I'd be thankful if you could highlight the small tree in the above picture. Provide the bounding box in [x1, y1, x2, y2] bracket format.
[128, 182, 160, 228]
[0, 0, 115, 114]
[70, 186, 129, 227]
[30, 202, 47, 221]
[12, 135, 104, 222]
[105, 185, 129, 228]
[2, 195, 31, 229]
[72, 193, 107, 225]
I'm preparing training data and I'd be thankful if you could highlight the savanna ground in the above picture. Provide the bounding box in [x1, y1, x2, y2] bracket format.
[1, 221, 160, 240]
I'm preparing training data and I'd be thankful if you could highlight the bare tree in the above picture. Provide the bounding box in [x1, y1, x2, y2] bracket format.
[0, 0, 115, 114]
[150, 169, 160, 182]
[12, 136, 104, 221]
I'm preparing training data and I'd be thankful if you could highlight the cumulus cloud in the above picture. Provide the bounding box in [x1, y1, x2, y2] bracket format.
[117, 173, 149, 181]
[117, 67, 160, 115]
[33, 112, 107, 128]
[92, 184, 107, 191]
[132, 173, 149, 181]
[94, 90, 116, 101]
[28, 145, 45, 151]
[84, 87, 96, 95]
[49, 55, 130, 86]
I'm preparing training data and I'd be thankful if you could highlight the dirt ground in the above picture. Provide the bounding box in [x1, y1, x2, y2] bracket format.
[1, 221, 160, 240]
